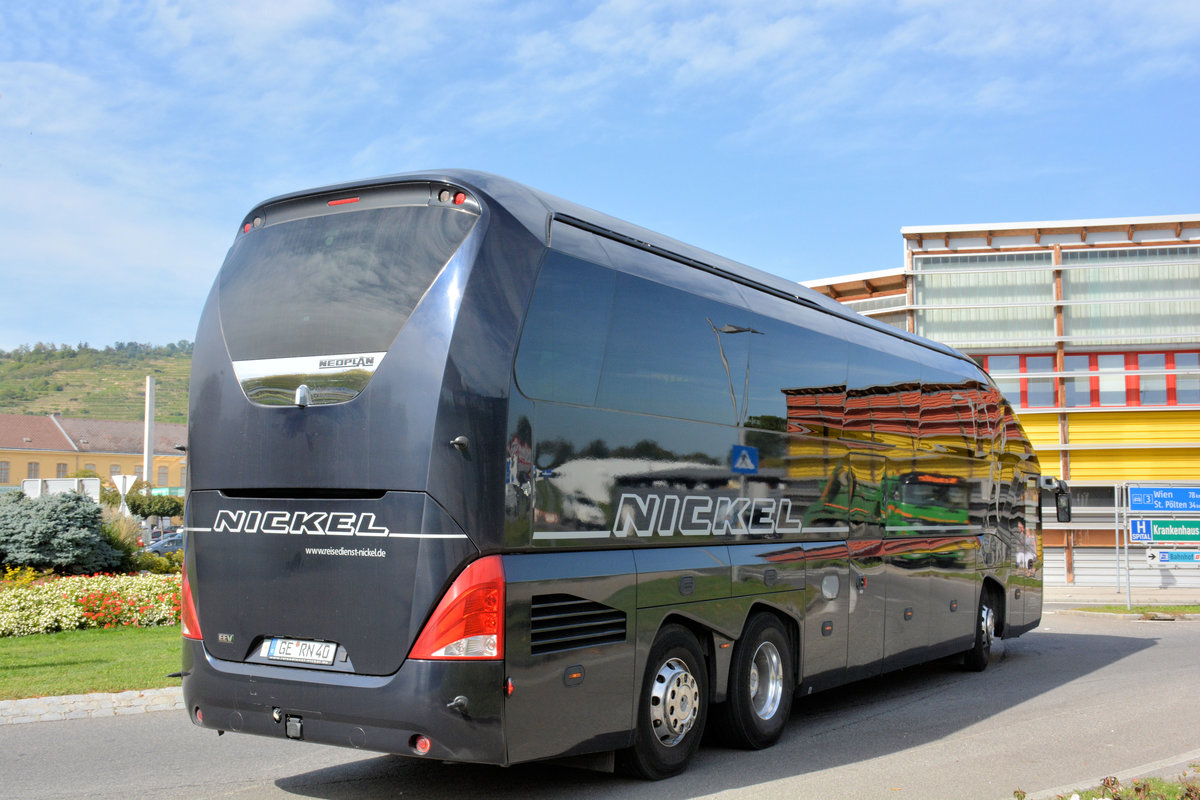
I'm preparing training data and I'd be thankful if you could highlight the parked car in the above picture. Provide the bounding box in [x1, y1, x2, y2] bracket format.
[136, 527, 178, 547]
[143, 532, 183, 556]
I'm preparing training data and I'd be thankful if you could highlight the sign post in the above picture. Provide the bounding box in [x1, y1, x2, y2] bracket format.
[1121, 482, 1200, 610]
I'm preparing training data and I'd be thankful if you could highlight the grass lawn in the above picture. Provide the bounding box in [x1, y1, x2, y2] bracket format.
[0, 626, 181, 700]
[1078, 605, 1200, 616]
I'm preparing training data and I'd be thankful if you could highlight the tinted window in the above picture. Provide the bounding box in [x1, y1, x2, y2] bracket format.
[596, 274, 748, 425]
[744, 312, 847, 434]
[219, 205, 476, 361]
[515, 252, 614, 406]
[845, 335, 921, 446]
[516, 255, 752, 425]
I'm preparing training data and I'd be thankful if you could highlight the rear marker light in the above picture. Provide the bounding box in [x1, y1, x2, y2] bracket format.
[328, 196, 360, 206]
[412, 734, 432, 755]
[453, 192, 466, 205]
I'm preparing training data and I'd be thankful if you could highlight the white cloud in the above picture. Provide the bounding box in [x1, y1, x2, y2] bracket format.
[2, 0, 1199, 349]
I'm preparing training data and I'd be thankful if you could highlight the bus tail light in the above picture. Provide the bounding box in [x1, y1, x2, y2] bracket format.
[181, 566, 203, 641]
[409, 556, 504, 660]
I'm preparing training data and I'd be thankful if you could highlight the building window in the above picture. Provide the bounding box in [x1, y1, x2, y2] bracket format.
[27, 462, 40, 479]
[1137, 353, 1167, 406]
[1097, 354, 1126, 406]
[0, 461, 8, 483]
[1064, 355, 1092, 407]
[986, 355, 1020, 405]
[158, 465, 168, 487]
[56, 463, 68, 479]
[1177, 352, 1200, 405]
[110, 464, 121, 479]
[84, 463, 95, 473]
[983, 350, 1200, 409]
[1025, 356, 1056, 407]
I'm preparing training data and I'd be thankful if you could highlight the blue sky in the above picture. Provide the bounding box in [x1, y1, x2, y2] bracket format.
[2, 1, 1198, 351]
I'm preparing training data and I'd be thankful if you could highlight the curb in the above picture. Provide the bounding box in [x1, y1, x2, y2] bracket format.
[0, 687, 183, 725]
[1049, 609, 1200, 621]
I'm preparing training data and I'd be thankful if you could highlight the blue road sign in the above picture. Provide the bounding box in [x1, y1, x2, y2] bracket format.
[730, 445, 759, 475]
[1152, 550, 1200, 564]
[1129, 486, 1200, 513]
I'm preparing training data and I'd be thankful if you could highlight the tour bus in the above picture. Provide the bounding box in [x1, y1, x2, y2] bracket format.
[181, 170, 1069, 779]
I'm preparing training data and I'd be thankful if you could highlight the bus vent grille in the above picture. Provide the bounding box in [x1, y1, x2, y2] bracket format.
[530, 594, 627, 655]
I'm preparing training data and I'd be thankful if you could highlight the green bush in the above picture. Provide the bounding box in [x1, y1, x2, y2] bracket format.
[130, 549, 182, 574]
[0, 492, 123, 574]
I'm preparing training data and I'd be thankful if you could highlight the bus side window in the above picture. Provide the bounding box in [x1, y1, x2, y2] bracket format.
[514, 252, 614, 406]
[595, 273, 749, 426]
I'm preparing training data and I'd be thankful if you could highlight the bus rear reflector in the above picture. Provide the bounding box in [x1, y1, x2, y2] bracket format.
[181, 567, 203, 641]
[409, 556, 504, 660]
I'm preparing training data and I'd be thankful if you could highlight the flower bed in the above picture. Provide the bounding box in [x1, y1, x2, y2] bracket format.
[0, 573, 181, 637]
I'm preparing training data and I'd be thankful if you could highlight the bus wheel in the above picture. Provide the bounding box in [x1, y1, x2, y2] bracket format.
[716, 613, 793, 749]
[963, 588, 996, 672]
[616, 625, 708, 780]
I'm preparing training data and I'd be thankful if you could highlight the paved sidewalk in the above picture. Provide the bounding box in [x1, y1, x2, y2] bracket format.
[0, 687, 183, 726]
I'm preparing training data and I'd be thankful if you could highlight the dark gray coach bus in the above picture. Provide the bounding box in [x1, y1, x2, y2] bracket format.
[181, 170, 1068, 779]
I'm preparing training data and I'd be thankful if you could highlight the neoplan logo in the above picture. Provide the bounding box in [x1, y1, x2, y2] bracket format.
[319, 356, 374, 369]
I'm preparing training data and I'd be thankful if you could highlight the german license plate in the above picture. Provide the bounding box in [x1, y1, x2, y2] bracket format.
[261, 637, 337, 665]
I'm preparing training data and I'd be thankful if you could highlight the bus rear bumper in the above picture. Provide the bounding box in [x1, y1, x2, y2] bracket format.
[181, 638, 507, 765]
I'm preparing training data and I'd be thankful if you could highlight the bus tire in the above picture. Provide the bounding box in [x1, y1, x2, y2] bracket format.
[963, 587, 996, 672]
[716, 613, 793, 750]
[616, 625, 708, 780]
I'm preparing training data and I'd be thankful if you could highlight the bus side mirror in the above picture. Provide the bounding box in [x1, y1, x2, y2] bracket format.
[1055, 490, 1072, 523]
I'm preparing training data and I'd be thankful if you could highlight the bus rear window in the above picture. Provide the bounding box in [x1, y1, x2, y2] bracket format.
[218, 203, 477, 404]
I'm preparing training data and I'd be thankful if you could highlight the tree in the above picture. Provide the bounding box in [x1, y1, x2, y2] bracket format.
[125, 491, 183, 520]
[0, 492, 122, 574]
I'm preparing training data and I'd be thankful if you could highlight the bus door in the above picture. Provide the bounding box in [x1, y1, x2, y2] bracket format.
[845, 453, 887, 683]
[882, 471, 933, 670]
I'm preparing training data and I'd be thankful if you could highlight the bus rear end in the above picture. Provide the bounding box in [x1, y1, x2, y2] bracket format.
[181, 179, 509, 762]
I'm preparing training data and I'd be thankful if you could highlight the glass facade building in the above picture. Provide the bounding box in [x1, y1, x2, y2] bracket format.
[805, 214, 1200, 587]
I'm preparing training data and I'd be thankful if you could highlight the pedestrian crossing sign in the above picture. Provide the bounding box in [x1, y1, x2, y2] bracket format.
[731, 445, 759, 475]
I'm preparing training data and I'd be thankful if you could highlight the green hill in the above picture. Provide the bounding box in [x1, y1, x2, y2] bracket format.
[0, 342, 191, 424]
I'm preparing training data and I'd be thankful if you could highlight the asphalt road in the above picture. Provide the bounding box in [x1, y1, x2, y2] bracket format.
[4, 612, 1199, 800]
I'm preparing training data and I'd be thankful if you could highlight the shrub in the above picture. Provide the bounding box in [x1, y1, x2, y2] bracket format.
[2, 565, 46, 590]
[130, 549, 182, 574]
[100, 509, 144, 572]
[0, 492, 122, 574]
[0, 573, 181, 636]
